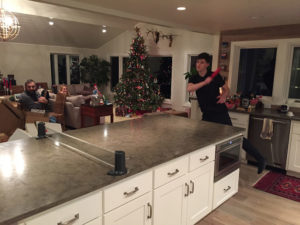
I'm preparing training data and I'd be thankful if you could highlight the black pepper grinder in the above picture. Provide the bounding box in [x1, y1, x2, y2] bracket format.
[108, 150, 128, 176]
[37, 122, 46, 139]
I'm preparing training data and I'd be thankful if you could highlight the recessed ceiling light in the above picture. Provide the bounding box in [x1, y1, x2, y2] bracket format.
[177, 6, 186, 11]
[49, 21, 54, 26]
[102, 25, 107, 28]
[102, 28, 107, 33]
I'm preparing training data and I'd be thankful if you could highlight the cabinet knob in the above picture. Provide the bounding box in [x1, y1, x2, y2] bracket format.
[167, 169, 179, 176]
[147, 202, 152, 219]
[189, 180, 195, 194]
[124, 187, 139, 197]
[199, 156, 209, 162]
[57, 213, 79, 225]
[223, 186, 231, 192]
[184, 183, 189, 197]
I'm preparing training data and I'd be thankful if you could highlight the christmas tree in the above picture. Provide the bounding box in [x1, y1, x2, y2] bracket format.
[114, 27, 164, 113]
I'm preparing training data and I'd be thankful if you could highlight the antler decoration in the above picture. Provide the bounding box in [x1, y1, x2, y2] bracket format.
[146, 29, 176, 47]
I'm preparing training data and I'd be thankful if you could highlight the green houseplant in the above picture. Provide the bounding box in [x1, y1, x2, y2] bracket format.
[80, 55, 111, 87]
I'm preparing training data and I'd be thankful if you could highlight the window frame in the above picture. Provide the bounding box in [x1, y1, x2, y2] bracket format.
[228, 40, 280, 104]
[286, 43, 300, 106]
[50, 53, 81, 85]
[120, 54, 173, 103]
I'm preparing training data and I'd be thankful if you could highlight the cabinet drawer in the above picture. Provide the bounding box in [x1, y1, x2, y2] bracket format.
[189, 145, 215, 172]
[85, 217, 102, 225]
[292, 121, 300, 135]
[104, 192, 152, 225]
[154, 156, 188, 188]
[23, 191, 102, 225]
[104, 171, 152, 213]
[213, 169, 239, 209]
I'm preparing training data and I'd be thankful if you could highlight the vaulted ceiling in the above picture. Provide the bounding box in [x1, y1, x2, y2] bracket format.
[5, 0, 300, 48]
[33, 0, 300, 33]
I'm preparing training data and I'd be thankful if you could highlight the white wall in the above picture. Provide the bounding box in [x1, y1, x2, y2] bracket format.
[0, 42, 97, 87]
[228, 38, 300, 107]
[97, 23, 219, 111]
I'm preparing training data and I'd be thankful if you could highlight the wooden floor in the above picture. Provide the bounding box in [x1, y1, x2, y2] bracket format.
[196, 164, 300, 225]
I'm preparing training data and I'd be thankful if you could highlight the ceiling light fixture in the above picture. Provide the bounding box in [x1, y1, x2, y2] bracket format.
[49, 21, 54, 26]
[0, 0, 21, 41]
[102, 28, 107, 33]
[177, 6, 186, 11]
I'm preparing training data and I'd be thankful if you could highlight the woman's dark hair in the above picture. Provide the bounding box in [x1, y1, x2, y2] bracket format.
[197, 53, 211, 64]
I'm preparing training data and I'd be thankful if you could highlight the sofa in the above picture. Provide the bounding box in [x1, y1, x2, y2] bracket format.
[49, 84, 94, 129]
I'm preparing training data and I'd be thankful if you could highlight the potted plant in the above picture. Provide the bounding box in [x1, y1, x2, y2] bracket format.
[80, 55, 111, 88]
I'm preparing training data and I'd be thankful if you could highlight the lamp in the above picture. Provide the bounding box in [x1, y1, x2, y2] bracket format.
[0, 0, 20, 41]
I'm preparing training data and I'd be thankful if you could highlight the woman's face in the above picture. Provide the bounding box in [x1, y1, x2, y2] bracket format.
[62, 86, 67, 93]
[196, 59, 209, 74]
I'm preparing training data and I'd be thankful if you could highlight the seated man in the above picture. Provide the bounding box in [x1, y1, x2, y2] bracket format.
[19, 79, 49, 111]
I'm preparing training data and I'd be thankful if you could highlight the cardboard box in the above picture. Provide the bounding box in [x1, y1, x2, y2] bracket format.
[0, 100, 25, 136]
[25, 111, 49, 123]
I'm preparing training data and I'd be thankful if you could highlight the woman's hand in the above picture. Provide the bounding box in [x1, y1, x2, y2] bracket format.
[216, 94, 226, 104]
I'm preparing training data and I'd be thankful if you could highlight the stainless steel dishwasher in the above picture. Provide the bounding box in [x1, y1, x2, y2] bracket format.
[247, 115, 291, 169]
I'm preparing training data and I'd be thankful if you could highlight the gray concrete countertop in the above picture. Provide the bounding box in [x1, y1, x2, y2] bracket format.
[0, 114, 243, 225]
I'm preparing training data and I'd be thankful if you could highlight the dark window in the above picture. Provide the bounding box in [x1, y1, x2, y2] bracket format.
[288, 47, 300, 99]
[148, 57, 172, 99]
[111, 56, 119, 91]
[237, 48, 277, 96]
[122, 57, 129, 75]
[70, 56, 80, 84]
[58, 55, 67, 84]
[50, 54, 55, 85]
[122, 56, 173, 99]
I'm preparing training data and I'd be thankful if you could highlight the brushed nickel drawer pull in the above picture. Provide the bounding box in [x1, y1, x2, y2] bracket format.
[57, 213, 79, 225]
[124, 187, 139, 197]
[147, 202, 152, 219]
[184, 183, 189, 197]
[167, 169, 179, 176]
[190, 180, 195, 194]
[200, 156, 209, 162]
[223, 186, 231, 192]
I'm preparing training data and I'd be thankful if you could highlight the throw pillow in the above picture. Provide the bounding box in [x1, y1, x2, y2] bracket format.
[73, 84, 84, 95]
[66, 95, 85, 107]
[82, 86, 94, 96]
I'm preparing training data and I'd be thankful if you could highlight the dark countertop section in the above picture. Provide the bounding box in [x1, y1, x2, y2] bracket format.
[228, 108, 300, 121]
[0, 114, 244, 225]
[190, 96, 300, 121]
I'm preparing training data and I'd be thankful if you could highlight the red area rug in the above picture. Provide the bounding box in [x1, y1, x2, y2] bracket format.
[254, 171, 300, 202]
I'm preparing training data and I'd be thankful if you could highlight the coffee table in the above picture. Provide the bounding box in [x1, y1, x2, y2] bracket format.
[81, 104, 113, 128]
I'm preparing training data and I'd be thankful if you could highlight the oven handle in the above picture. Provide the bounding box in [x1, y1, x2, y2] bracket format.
[251, 117, 289, 125]
[216, 142, 241, 153]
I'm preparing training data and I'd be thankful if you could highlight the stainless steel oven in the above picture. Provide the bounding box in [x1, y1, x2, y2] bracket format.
[214, 135, 242, 182]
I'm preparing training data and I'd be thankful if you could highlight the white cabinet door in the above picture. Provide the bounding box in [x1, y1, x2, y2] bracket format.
[287, 133, 300, 173]
[186, 162, 214, 225]
[104, 192, 152, 225]
[153, 175, 188, 225]
[213, 169, 239, 209]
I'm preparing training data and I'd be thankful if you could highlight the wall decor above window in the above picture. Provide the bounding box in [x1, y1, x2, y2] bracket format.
[146, 29, 176, 47]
